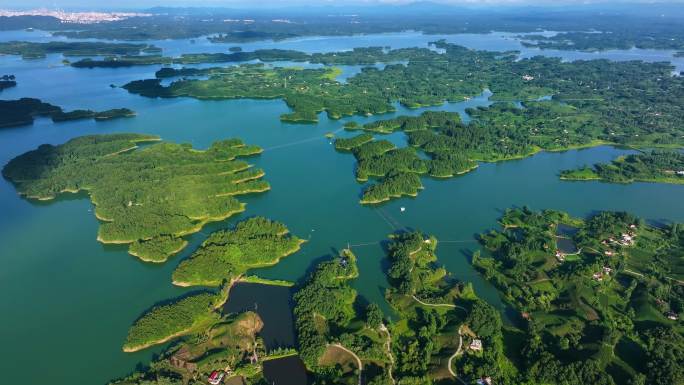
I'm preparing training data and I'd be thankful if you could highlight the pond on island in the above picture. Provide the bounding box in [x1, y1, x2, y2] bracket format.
[262, 355, 310, 385]
[556, 224, 580, 254]
[223, 282, 297, 350]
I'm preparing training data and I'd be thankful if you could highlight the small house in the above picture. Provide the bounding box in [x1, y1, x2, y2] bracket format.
[469, 339, 483, 352]
[208, 371, 225, 385]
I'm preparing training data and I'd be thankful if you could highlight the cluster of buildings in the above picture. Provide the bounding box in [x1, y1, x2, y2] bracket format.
[597, 224, 639, 263]
[208, 370, 226, 385]
[602, 224, 638, 249]
[592, 266, 613, 282]
[0, 8, 151, 23]
[555, 249, 566, 262]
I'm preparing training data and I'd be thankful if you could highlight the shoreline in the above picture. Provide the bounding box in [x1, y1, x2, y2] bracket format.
[124, 276, 241, 352]
[173, 239, 306, 287]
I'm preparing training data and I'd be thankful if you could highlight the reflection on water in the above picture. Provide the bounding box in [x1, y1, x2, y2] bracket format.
[223, 283, 297, 350]
[262, 355, 309, 385]
[556, 223, 579, 254]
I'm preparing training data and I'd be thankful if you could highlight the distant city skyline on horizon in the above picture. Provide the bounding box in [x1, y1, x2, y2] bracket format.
[3, 0, 684, 11]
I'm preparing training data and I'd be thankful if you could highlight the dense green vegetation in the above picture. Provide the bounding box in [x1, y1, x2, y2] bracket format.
[0, 98, 135, 128]
[360, 171, 423, 204]
[561, 151, 684, 184]
[123, 286, 229, 352]
[123, 40, 684, 149]
[2, 134, 268, 262]
[0, 74, 16, 91]
[122, 41, 684, 204]
[116, 311, 268, 385]
[51, 108, 136, 122]
[9, 8, 683, 53]
[72, 46, 431, 69]
[334, 111, 483, 204]
[207, 31, 299, 43]
[292, 231, 514, 384]
[129, 236, 188, 263]
[521, 28, 684, 51]
[172, 217, 304, 287]
[293, 249, 361, 367]
[473, 207, 684, 385]
[123, 63, 397, 123]
[333, 133, 373, 151]
[70, 48, 310, 68]
[381, 231, 516, 384]
[0, 41, 159, 59]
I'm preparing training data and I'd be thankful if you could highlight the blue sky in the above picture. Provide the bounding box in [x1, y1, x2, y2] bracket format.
[3, 0, 684, 10]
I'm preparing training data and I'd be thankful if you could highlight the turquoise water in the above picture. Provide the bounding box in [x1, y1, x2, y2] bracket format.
[1, 31, 684, 385]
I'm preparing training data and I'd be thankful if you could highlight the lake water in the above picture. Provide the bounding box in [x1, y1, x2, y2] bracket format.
[1, 30, 684, 385]
[223, 283, 297, 350]
[262, 355, 309, 385]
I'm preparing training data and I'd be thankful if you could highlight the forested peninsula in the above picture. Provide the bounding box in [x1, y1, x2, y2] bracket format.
[560, 151, 684, 184]
[120, 40, 684, 144]
[0, 41, 160, 59]
[520, 28, 684, 51]
[2, 134, 269, 262]
[472, 207, 683, 385]
[172, 216, 305, 287]
[122, 217, 303, 354]
[0, 74, 16, 91]
[293, 232, 505, 385]
[0, 98, 135, 128]
[70, 46, 431, 68]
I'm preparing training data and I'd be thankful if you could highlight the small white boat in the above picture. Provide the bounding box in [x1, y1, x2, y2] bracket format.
[400, 207, 406, 212]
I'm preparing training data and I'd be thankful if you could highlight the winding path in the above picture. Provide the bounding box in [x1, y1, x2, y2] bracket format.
[448, 325, 468, 385]
[330, 344, 363, 385]
[379, 324, 396, 384]
[411, 295, 468, 314]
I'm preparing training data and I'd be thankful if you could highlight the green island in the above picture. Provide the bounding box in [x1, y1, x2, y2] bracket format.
[2, 134, 269, 262]
[7, 9, 680, 55]
[119, 40, 684, 140]
[520, 28, 684, 52]
[293, 232, 511, 385]
[120, 41, 684, 201]
[471, 207, 683, 385]
[207, 31, 299, 43]
[0, 41, 160, 59]
[115, 217, 307, 383]
[380, 231, 508, 385]
[116, 310, 274, 384]
[123, 285, 231, 352]
[104, 211, 684, 384]
[120, 285, 301, 383]
[560, 151, 684, 184]
[0, 98, 135, 128]
[70, 49, 306, 68]
[0, 74, 16, 91]
[172, 216, 305, 287]
[332, 75, 684, 202]
[70, 46, 432, 69]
